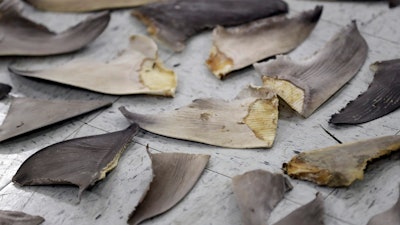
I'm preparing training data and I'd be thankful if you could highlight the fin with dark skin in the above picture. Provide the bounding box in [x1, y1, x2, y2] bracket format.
[132, 0, 288, 51]
[128, 152, 210, 225]
[232, 170, 293, 225]
[0, 210, 44, 225]
[330, 59, 400, 125]
[0, 0, 109, 56]
[0, 97, 112, 142]
[12, 125, 139, 199]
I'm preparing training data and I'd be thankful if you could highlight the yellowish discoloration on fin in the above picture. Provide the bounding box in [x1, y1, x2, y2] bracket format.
[132, 11, 159, 36]
[283, 137, 400, 187]
[140, 60, 177, 97]
[243, 97, 279, 146]
[206, 46, 234, 79]
[99, 143, 130, 181]
[263, 76, 304, 114]
[283, 157, 337, 186]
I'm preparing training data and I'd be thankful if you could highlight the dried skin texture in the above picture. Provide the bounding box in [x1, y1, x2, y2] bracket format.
[367, 185, 400, 225]
[232, 170, 292, 225]
[119, 86, 279, 148]
[255, 21, 368, 117]
[0, 97, 111, 142]
[133, 0, 288, 51]
[273, 193, 324, 225]
[24, 0, 160, 12]
[0, 0, 109, 56]
[9, 35, 177, 96]
[330, 59, 400, 125]
[0, 83, 11, 100]
[128, 152, 210, 225]
[283, 135, 400, 187]
[12, 125, 138, 198]
[0, 210, 44, 225]
[207, 6, 322, 79]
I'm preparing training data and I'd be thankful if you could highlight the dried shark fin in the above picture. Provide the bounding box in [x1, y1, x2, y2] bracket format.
[0, 83, 12, 100]
[330, 59, 400, 125]
[232, 170, 293, 225]
[255, 21, 368, 117]
[389, 0, 400, 7]
[0, 97, 112, 142]
[128, 152, 210, 225]
[9, 35, 177, 97]
[207, 6, 322, 79]
[273, 193, 324, 225]
[119, 86, 279, 148]
[0, 210, 44, 225]
[367, 185, 400, 225]
[283, 135, 400, 187]
[12, 125, 139, 199]
[132, 0, 288, 52]
[314, 0, 398, 8]
[0, 0, 109, 56]
[24, 0, 160, 12]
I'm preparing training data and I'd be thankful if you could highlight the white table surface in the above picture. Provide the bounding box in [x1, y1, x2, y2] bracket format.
[0, 1, 399, 224]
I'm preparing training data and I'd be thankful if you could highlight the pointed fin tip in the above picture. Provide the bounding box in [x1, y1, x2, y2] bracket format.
[284, 176, 293, 192]
[11, 175, 21, 185]
[77, 187, 85, 202]
[119, 106, 130, 117]
[350, 20, 358, 30]
[119, 106, 149, 124]
[315, 192, 324, 201]
[0, 83, 12, 99]
[8, 65, 37, 77]
[86, 10, 111, 23]
[63, 10, 110, 36]
[145, 144, 151, 153]
[7, 65, 17, 73]
[328, 114, 342, 125]
[307, 5, 323, 23]
[328, 115, 357, 126]
[77, 182, 92, 202]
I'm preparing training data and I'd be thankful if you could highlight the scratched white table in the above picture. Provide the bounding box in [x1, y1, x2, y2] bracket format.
[0, 1, 399, 224]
